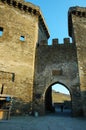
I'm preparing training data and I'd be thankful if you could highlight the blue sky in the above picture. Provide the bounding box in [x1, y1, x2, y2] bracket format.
[25, 0, 85, 94]
[25, 0, 86, 44]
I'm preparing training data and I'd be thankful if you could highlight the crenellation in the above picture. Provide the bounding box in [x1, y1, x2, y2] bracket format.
[39, 38, 73, 46]
[28, 6, 33, 13]
[33, 9, 37, 15]
[1, 0, 6, 3]
[82, 12, 86, 17]
[0, 0, 50, 39]
[12, 1, 17, 8]
[6, 0, 12, 5]
[18, 2, 23, 10]
[23, 5, 27, 12]
[38, 38, 75, 48]
[64, 38, 70, 44]
[52, 38, 59, 45]
[0, 1, 86, 117]
[69, 7, 86, 18]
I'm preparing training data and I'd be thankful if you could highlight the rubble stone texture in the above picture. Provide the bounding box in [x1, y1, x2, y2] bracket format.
[0, 0, 86, 117]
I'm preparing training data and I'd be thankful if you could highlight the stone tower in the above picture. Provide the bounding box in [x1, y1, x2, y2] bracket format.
[0, 0, 86, 117]
[68, 6, 86, 116]
[0, 0, 49, 114]
[33, 6, 86, 117]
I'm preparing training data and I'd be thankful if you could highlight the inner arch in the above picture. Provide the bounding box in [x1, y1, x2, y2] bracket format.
[45, 82, 71, 116]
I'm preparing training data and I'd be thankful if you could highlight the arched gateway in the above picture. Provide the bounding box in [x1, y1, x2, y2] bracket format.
[33, 70, 82, 117]
[0, 1, 86, 117]
[33, 6, 86, 117]
[44, 82, 71, 114]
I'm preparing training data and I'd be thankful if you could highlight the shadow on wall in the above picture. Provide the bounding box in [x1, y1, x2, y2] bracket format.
[80, 90, 86, 116]
[10, 97, 33, 116]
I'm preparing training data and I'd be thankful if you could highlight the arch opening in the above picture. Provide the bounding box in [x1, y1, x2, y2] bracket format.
[45, 82, 72, 116]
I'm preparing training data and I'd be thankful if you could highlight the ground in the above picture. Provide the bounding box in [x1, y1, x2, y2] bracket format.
[0, 111, 86, 130]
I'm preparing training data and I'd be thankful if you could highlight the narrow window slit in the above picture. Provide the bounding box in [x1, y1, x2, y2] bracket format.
[20, 36, 25, 41]
[12, 1, 17, 7]
[0, 27, 3, 37]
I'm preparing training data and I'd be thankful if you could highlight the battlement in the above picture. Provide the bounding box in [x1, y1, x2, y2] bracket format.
[68, 6, 86, 37]
[39, 38, 72, 46]
[0, 0, 39, 14]
[0, 2, 85, 117]
[0, 0, 50, 38]
[69, 6, 86, 18]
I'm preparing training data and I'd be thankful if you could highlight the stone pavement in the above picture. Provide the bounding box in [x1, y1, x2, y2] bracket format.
[0, 113, 86, 130]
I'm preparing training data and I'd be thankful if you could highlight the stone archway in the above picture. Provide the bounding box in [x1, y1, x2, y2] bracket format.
[33, 78, 82, 116]
[44, 82, 72, 116]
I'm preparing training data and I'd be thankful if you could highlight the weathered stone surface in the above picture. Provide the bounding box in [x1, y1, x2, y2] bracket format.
[0, 0, 49, 115]
[0, 1, 86, 117]
[68, 7, 86, 116]
[34, 43, 81, 116]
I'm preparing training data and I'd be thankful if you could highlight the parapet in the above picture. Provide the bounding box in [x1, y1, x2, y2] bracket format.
[68, 6, 86, 17]
[64, 38, 70, 44]
[39, 38, 72, 46]
[52, 39, 59, 45]
[52, 38, 70, 45]
[0, 0, 50, 39]
[68, 6, 86, 37]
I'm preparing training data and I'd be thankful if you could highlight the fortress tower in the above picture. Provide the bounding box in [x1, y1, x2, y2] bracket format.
[33, 6, 86, 117]
[0, 0, 49, 114]
[68, 6, 86, 116]
[0, 0, 86, 117]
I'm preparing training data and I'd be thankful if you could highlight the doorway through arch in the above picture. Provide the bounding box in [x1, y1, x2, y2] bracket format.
[45, 82, 72, 116]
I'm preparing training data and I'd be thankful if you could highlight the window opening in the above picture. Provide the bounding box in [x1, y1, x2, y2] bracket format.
[18, 3, 22, 10]
[33, 9, 36, 15]
[12, 73, 15, 82]
[13, 1, 17, 7]
[23, 5, 27, 11]
[1, 84, 4, 94]
[7, 0, 11, 5]
[0, 27, 3, 37]
[20, 36, 25, 41]
[28, 7, 32, 13]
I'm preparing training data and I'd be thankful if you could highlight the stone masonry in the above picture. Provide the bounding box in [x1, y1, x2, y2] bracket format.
[0, 0, 86, 117]
[68, 7, 86, 116]
[0, 0, 49, 115]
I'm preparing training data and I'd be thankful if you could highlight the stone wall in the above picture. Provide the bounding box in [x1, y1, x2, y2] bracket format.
[0, 1, 86, 117]
[68, 7, 86, 116]
[0, 0, 49, 115]
[34, 39, 82, 116]
[0, 0, 38, 115]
